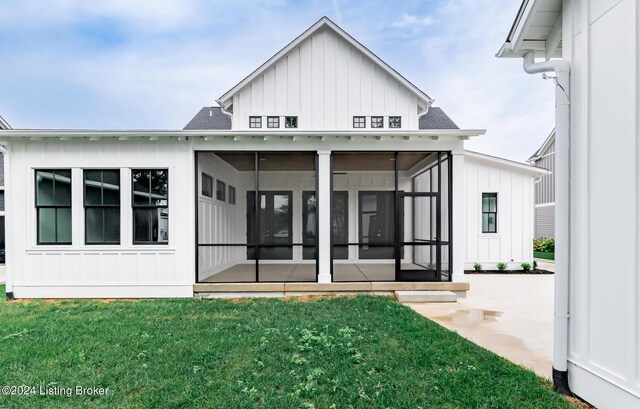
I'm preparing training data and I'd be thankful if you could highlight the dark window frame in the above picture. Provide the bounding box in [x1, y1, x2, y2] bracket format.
[83, 169, 121, 245]
[389, 116, 401, 128]
[267, 116, 280, 128]
[201, 172, 213, 198]
[371, 116, 383, 128]
[216, 180, 226, 202]
[228, 185, 236, 205]
[249, 116, 262, 128]
[131, 169, 169, 245]
[35, 169, 72, 245]
[481, 193, 498, 233]
[353, 116, 366, 128]
[285, 116, 298, 128]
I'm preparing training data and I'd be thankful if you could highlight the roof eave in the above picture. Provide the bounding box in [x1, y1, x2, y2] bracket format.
[465, 150, 549, 175]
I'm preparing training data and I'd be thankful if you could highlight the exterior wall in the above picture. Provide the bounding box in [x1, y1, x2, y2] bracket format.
[7, 139, 195, 298]
[231, 26, 420, 131]
[463, 156, 535, 270]
[533, 139, 555, 205]
[564, 0, 640, 406]
[534, 204, 555, 239]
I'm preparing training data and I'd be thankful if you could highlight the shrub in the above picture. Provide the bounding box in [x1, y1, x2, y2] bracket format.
[496, 262, 507, 272]
[473, 263, 483, 272]
[533, 238, 555, 253]
[521, 262, 532, 272]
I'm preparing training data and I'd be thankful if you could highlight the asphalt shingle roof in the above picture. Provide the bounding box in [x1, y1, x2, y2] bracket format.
[183, 107, 231, 130]
[183, 106, 458, 130]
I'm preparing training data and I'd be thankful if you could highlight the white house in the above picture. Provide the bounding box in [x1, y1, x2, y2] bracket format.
[0, 17, 541, 300]
[498, 0, 640, 407]
[528, 129, 555, 239]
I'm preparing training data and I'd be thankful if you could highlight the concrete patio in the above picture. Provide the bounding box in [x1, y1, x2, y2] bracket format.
[407, 273, 554, 378]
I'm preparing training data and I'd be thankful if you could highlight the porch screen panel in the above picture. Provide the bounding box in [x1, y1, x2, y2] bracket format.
[197, 152, 256, 283]
[256, 152, 316, 282]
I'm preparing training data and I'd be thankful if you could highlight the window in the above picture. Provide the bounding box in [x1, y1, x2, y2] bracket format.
[389, 116, 401, 128]
[249, 116, 262, 128]
[132, 169, 168, 244]
[228, 185, 236, 205]
[482, 193, 498, 233]
[371, 116, 383, 128]
[217, 180, 226, 201]
[353, 116, 366, 128]
[267, 116, 279, 128]
[84, 170, 120, 244]
[35, 169, 72, 244]
[285, 116, 298, 128]
[201, 173, 213, 198]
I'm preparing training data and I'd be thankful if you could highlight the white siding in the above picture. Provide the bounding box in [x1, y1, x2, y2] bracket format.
[464, 156, 535, 270]
[8, 139, 194, 298]
[231, 27, 420, 131]
[564, 0, 640, 406]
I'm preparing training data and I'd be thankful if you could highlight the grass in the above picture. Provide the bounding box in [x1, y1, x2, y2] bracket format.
[0, 286, 575, 408]
[534, 251, 555, 260]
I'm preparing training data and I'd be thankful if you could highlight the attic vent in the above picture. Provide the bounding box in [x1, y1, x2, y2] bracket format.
[209, 110, 213, 117]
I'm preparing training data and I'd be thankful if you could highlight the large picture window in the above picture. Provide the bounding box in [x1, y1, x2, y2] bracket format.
[132, 169, 168, 244]
[482, 193, 497, 233]
[84, 170, 120, 244]
[35, 169, 72, 244]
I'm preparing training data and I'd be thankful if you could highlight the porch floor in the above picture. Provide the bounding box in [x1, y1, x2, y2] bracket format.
[200, 263, 429, 283]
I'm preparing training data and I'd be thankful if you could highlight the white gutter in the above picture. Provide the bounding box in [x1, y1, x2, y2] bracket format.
[522, 50, 571, 393]
[0, 129, 486, 139]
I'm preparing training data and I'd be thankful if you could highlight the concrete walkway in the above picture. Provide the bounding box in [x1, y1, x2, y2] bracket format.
[407, 273, 554, 378]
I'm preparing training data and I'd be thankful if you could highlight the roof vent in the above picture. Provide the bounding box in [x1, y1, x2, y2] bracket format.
[209, 110, 213, 117]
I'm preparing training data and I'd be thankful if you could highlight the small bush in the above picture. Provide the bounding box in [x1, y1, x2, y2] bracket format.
[521, 262, 532, 272]
[473, 263, 483, 272]
[533, 238, 555, 253]
[496, 262, 507, 272]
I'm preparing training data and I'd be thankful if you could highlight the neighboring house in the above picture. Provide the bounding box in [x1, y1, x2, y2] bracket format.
[0, 17, 541, 300]
[528, 129, 555, 239]
[498, 0, 640, 407]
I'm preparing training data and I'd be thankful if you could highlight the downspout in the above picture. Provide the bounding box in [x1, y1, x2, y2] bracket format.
[0, 144, 12, 300]
[522, 50, 571, 395]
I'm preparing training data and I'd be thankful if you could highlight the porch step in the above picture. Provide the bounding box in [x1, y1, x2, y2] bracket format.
[394, 290, 457, 303]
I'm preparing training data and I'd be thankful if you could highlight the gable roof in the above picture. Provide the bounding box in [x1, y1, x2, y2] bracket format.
[527, 128, 555, 163]
[184, 107, 231, 130]
[184, 105, 458, 130]
[216, 16, 434, 111]
[0, 115, 11, 130]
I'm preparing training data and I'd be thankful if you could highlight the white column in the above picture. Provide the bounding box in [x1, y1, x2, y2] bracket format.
[317, 150, 332, 283]
[451, 151, 466, 282]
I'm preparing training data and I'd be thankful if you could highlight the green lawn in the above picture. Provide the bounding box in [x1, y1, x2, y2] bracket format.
[534, 251, 555, 260]
[0, 286, 574, 408]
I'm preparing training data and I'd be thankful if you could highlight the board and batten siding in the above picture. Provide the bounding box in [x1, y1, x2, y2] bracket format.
[231, 27, 420, 131]
[464, 156, 535, 270]
[8, 139, 195, 298]
[563, 0, 640, 406]
[533, 139, 555, 205]
[534, 205, 555, 239]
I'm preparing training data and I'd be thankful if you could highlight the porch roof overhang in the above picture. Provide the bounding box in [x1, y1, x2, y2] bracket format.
[0, 128, 485, 142]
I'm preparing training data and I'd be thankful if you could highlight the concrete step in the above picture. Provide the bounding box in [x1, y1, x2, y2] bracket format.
[395, 290, 457, 303]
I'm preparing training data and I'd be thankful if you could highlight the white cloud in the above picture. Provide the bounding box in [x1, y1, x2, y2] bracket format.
[391, 13, 435, 29]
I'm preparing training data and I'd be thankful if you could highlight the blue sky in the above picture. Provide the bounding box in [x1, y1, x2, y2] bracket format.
[0, 0, 554, 161]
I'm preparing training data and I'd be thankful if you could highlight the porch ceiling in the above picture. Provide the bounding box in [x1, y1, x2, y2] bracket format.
[209, 152, 436, 172]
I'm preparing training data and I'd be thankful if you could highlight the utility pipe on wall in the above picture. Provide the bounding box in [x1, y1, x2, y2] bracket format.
[522, 50, 571, 394]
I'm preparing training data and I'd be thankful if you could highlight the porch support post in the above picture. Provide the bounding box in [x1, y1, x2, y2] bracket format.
[317, 150, 332, 283]
[451, 151, 466, 282]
